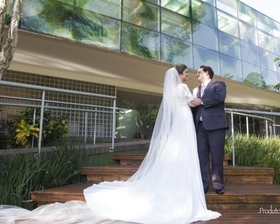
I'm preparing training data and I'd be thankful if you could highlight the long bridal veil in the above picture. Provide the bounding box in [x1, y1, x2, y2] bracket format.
[0, 68, 221, 224]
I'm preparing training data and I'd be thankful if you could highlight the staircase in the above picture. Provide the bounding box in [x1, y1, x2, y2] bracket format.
[31, 152, 280, 223]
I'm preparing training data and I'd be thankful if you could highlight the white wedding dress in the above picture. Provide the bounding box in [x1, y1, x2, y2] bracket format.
[0, 68, 220, 224]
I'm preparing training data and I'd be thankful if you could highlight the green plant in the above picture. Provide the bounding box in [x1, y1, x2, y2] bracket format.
[226, 133, 280, 184]
[15, 119, 40, 147]
[7, 108, 68, 148]
[0, 140, 88, 209]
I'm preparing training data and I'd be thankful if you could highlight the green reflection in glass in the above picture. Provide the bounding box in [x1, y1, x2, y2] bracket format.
[82, 11, 120, 50]
[161, 34, 191, 64]
[21, 0, 110, 42]
[244, 72, 266, 88]
[161, 9, 192, 41]
[123, 0, 159, 31]
[161, 0, 190, 17]
[75, 0, 121, 20]
[192, 0, 216, 28]
[121, 23, 160, 59]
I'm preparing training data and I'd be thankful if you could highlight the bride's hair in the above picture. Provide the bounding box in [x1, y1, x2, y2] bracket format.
[175, 64, 188, 74]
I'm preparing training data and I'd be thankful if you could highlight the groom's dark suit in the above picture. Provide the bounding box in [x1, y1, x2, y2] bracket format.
[193, 80, 228, 192]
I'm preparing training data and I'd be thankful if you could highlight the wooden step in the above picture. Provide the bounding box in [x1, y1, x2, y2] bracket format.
[81, 166, 138, 183]
[206, 183, 280, 210]
[30, 182, 280, 211]
[113, 153, 232, 166]
[197, 209, 280, 224]
[11, 208, 280, 224]
[80, 165, 274, 184]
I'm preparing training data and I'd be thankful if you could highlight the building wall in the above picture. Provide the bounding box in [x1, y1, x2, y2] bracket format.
[18, 0, 280, 91]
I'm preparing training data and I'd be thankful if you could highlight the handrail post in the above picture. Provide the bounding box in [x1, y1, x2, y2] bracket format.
[110, 99, 116, 152]
[265, 120, 268, 138]
[231, 112, 235, 167]
[93, 109, 97, 145]
[84, 112, 88, 143]
[246, 116, 249, 138]
[31, 108, 36, 148]
[38, 90, 46, 156]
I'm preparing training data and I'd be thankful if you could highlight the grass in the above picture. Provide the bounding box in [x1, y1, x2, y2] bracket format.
[225, 134, 280, 184]
[0, 140, 89, 209]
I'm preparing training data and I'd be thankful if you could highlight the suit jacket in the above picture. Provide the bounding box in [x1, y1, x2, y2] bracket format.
[193, 80, 229, 131]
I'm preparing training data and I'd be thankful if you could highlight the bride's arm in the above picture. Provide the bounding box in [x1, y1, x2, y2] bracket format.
[179, 84, 195, 105]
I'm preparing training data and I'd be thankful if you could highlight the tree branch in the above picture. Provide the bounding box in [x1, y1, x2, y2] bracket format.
[0, 0, 22, 79]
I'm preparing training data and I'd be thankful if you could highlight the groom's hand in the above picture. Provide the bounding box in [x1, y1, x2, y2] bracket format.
[190, 98, 202, 107]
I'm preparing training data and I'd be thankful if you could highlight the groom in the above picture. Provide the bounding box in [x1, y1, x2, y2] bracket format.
[191, 65, 228, 194]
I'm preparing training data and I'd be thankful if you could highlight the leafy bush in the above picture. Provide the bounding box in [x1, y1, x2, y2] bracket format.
[7, 108, 68, 148]
[0, 140, 88, 209]
[226, 134, 280, 184]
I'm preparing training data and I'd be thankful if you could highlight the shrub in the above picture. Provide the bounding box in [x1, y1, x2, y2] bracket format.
[7, 108, 68, 148]
[226, 134, 280, 184]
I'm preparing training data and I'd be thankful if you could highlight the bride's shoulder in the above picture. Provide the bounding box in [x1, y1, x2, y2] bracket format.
[178, 83, 190, 89]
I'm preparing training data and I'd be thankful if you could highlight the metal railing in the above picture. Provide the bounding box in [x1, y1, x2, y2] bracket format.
[0, 80, 124, 155]
[225, 108, 280, 166]
[1, 80, 280, 165]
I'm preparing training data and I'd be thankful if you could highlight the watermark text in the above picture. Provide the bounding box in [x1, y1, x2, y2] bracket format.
[258, 205, 280, 214]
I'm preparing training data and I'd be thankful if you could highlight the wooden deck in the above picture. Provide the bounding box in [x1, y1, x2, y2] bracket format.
[30, 182, 280, 223]
[80, 165, 274, 184]
[112, 153, 232, 166]
[30, 152, 280, 223]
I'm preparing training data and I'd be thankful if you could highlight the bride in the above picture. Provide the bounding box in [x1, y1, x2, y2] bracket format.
[0, 64, 221, 224]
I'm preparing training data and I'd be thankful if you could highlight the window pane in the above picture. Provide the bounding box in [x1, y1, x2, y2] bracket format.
[161, 9, 192, 41]
[123, 0, 159, 31]
[258, 30, 274, 52]
[21, 0, 61, 35]
[200, 0, 215, 6]
[238, 1, 257, 26]
[21, 0, 118, 45]
[216, 0, 237, 17]
[161, 0, 190, 17]
[160, 35, 193, 66]
[146, 0, 159, 4]
[217, 10, 238, 37]
[257, 12, 273, 33]
[192, 0, 217, 28]
[193, 23, 218, 51]
[82, 12, 121, 50]
[121, 23, 160, 60]
[277, 73, 280, 85]
[242, 62, 262, 85]
[274, 37, 280, 55]
[218, 31, 241, 59]
[239, 21, 257, 45]
[259, 49, 278, 71]
[76, 0, 121, 19]
[220, 54, 242, 81]
[272, 20, 280, 37]
[261, 69, 278, 91]
[193, 45, 220, 76]
[241, 41, 260, 66]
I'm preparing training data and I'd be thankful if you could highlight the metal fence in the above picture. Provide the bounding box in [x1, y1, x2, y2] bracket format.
[225, 108, 280, 166]
[0, 80, 124, 155]
[1, 80, 280, 166]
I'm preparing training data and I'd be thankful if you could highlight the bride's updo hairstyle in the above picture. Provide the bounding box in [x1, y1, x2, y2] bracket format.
[175, 64, 188, 75]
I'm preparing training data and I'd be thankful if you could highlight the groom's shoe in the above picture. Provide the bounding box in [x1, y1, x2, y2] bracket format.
[215, 188, 224, 195]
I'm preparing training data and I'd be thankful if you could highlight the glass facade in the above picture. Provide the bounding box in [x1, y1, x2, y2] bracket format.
[18, 0, 280, 92]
